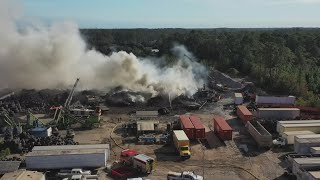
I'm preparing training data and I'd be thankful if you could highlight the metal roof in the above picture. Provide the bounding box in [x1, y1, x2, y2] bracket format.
[26, 149, 105, 156]
[134, 154, 154, 162]
[32, 144, 110, 151]
[137, 121, 158, 131]
[0, 170, 44, 180]
[0, 161, 21, 174]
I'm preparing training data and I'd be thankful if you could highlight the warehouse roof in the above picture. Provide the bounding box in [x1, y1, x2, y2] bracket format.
[26, 149, 105, 157]
[0, 161, 21, 174]
[32, 144, 110, 151]
[0, 170, 44, 180]
[258, 108, 300, 111]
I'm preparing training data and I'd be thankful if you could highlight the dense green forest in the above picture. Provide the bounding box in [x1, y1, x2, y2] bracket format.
[80, 28, 320, 107]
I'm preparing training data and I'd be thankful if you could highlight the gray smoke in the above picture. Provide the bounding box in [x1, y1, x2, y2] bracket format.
[0, 0, 207, 97]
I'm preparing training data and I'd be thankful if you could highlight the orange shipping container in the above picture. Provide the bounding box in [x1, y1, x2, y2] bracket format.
[237, 105, 253, 124]
[179, 115, 195, 139]
[189, 115, 205, 139]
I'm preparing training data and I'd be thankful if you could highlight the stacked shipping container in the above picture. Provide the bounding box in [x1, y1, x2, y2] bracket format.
[237, 105, 253, 124]
[189, 116, 205, 139]
[213, 116, 232, 140]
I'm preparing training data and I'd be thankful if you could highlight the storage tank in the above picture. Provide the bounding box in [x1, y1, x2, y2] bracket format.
[234, 93, 243, 105]
[294, 134, 320, 154]
[276, 120, 320, 133]
[213, 116, 232, 141]
[256, 108, 300, 120]
[189, 115, 205, 139]
[237, 105, 253, 124]
[179, 115, 195, 140]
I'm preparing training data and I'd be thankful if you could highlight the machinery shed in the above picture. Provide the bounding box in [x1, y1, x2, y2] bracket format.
[0, 161, 21, 174]
[32, 144, 110, 151]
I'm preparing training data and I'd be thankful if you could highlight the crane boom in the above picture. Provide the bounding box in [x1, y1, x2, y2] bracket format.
[64, 78, 80, 109]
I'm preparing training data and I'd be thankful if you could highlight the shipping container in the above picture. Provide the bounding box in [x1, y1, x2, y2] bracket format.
[281, 131, 315, 145]
[189, 115, 205, 139]
[292, 158, 320, 178]
[276, 120, 320, 133]
[246, 121, 272, 148]
[278, 123, 320, 134]
[26, 149, 107, 169]
[213, 116, 232, 141]
[179, 115, 195, 139]
[255, 108, 300, 120]
[237, 105, 253, 124]
[305, 171, 320, 180]
[256, 95, 295, 107]
[234, 93, 243, 105]
[311, 147, 320, 154]
[294, 135, 320, 154]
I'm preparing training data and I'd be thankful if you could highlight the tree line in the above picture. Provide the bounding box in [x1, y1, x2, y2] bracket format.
[80, 28, 320, 107]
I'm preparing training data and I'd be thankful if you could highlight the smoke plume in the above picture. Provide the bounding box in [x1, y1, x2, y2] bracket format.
[0, 0, 207, 97]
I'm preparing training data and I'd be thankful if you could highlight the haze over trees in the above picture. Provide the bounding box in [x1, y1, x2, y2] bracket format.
[81, 28, 320, 107]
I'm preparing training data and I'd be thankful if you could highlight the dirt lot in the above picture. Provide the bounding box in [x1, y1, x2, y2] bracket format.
[71, 97, 288, 180]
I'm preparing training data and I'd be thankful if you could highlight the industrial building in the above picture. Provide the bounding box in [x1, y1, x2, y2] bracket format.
[26, 144, 110, 170]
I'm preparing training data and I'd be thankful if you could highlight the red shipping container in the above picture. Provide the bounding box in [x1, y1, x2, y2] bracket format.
[213, 116, 232, 141]
[237, 105, 253, 124]
[179, 115, 195, 139]
[189, 115, 205, 139]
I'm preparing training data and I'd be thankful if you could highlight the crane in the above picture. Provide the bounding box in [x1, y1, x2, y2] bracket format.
[53, 78, 80, 124]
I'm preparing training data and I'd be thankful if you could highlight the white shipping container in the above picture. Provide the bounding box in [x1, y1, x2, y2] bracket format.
[294, 136, 320, 154]
[256, 95, 295, 105]
[292, 158, 320, 179]
[256, 108, 300, 120]
[277, 120, 320, 132]
[281, 131, 315, 145]
[234, 93, 243, 105]
[305, 171, 320, 180]
[279, 123, 320, 134]
[26, 149, 107, 169]
[310, 147, 320, 154]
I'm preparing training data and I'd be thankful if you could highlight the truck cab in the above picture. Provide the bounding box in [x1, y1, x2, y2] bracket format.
[180, 146, 191, 158]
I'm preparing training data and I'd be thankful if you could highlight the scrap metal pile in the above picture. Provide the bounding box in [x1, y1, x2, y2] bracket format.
[2, 132, 78, 154]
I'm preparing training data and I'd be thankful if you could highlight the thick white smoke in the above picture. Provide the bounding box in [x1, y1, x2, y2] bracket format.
[0, 0, 207, 97]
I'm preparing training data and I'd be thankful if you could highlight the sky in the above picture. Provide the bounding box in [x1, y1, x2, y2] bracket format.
[20, 0, 320, 28]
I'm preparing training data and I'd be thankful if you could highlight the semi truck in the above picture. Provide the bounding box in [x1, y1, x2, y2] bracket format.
[173, 130, 191, 159]
[167, 171, 203, 180]
[272, 131, 315, 146]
